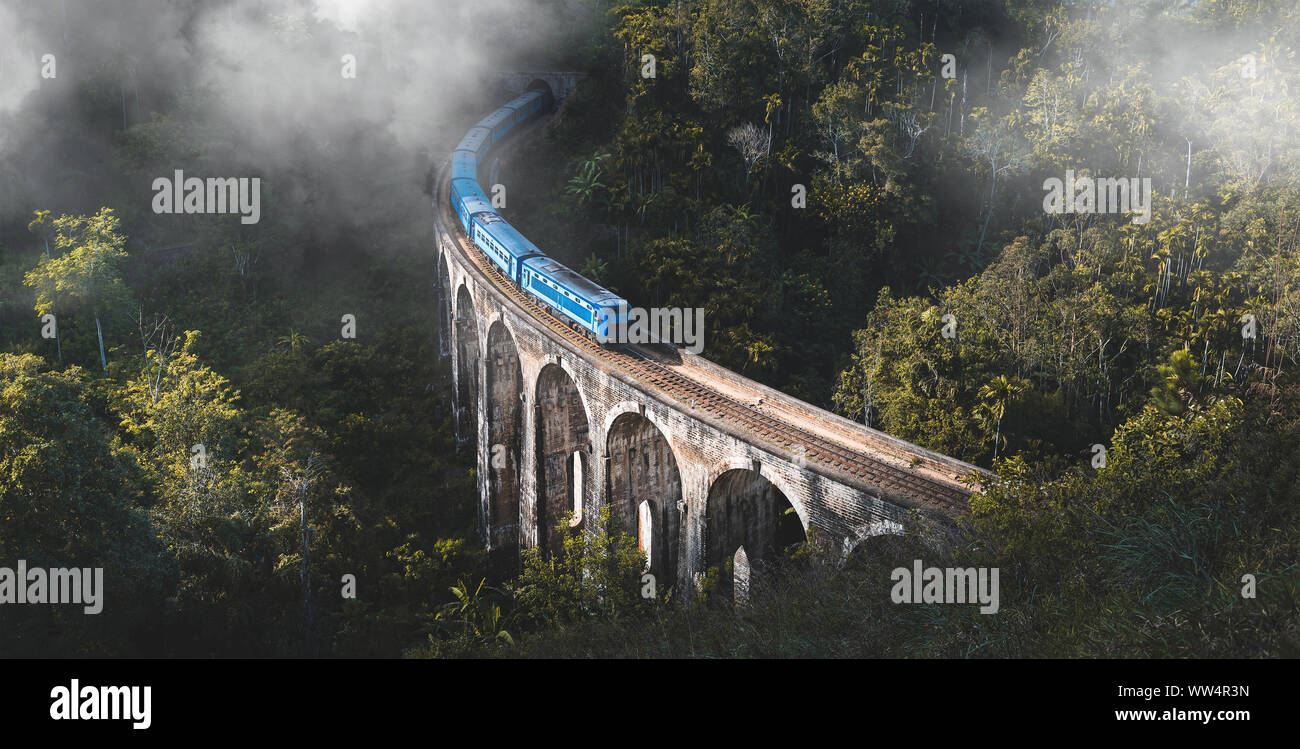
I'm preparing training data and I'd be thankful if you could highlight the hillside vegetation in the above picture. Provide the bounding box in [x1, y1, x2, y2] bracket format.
[1, 0, 1297, 657]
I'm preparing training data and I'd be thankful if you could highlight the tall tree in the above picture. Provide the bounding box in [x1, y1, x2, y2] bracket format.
[978, 374, 1028, 460]
[23, 208, 132, 370]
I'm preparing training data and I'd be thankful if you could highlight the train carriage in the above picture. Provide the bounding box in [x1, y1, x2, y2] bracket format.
[451, 149, 478, 181]
[456, 125, 492, 163]
[477, 107, 517, 142]
[447, 85, 629, 346]
[521, 256, 628, 340]
[449, 178, 494, 232]
[502, 91, 544, 125]
[470, 212, 543, 282]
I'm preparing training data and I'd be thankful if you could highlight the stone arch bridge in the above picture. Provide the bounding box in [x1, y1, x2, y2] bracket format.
[434, 83, 986, 596]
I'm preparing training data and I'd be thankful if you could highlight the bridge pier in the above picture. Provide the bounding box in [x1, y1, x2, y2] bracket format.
[679, 468, 711, 596]
[517, 385, 539, 551]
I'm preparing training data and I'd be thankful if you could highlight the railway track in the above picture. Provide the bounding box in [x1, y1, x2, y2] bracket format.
[436, 143, 974, 519]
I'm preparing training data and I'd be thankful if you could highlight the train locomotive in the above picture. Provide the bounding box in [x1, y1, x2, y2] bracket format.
[448, 86, 628, 343]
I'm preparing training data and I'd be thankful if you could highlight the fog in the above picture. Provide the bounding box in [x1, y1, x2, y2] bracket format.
[1, 1, 1293, 253]
[0, 0, 594, 239]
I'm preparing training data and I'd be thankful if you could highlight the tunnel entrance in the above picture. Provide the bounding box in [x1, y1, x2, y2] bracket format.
[606, 412, 681, 587]
[486, 321, 523, 561]
[454, 285, 479, 450]
[705, 469, 805, 601]
[534, 363, 591, 556]
[525, 78, 556, 106]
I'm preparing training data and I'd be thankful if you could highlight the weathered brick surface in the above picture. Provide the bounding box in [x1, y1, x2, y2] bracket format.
[438, 223, 976, 593]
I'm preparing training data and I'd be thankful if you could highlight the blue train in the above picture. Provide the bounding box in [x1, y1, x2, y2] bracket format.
[449, 86, 628, 341]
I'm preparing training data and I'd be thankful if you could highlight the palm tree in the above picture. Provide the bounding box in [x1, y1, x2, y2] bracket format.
[744, 339, 775, 373]
[978, 375, 1027, 460]
[582, 253, 609, 284]
[277, 329, 313, 355]
[1150, 348, 1204, 416]
[565, 153, 611, 210]
[731, 202, 760, 228]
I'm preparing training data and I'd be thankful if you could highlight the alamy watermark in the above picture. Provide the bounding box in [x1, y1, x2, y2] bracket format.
[0, 560, 103, 614]
[50, 679, 150, 729]
[890, 560, 999, 614]
[597, 306, 705, 354]
[1043, 170, 1152, 225]
[152, 169, 261, 224]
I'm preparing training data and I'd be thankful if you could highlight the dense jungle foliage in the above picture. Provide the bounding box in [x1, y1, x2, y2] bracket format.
[1, 0, 1296, 657]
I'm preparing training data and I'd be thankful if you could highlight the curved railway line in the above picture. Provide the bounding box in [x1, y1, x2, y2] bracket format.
[435, 114, 979, 520]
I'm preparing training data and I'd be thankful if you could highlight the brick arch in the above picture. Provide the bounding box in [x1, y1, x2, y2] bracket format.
[702, 461, 808, 600]
[837, 520, 909, 566]
[451, 279, 472, 325]
[437, 251, 453, 359]
[701, 458, 807, 531]
[485, 319, 524, 559]
[481, 309, 522, 347]
[603, 405, 683, 586]
[842, 519, 906, 554]
[453, 283, 481, 449]
[533, 361, 593, 556]
[598, 402, 684, 460]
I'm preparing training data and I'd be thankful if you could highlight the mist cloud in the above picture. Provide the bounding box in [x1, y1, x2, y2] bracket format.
[0, 0, 592, 232]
